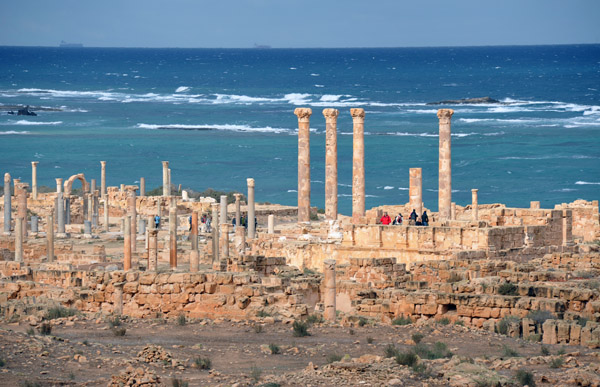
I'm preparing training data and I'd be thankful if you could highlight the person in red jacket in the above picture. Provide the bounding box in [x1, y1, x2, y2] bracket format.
[380, 212, 391, 225]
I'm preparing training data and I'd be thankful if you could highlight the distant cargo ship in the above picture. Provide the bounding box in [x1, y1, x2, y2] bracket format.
[59, 40, 83, 48]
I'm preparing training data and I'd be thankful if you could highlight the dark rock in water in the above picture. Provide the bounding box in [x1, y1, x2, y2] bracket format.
[426, 97, 504, 105]
[1, 105, 62, 113]
[17, 105, 37, 116]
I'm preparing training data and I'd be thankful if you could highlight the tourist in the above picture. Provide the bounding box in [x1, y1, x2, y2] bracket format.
[206, 216, 212, 233]
[415, 216, 422, 226]
[188, 215, 192, 231]
[240, 214, 247, 228]
[232, 217, 236, 230]
[380, 212, 391, 225]
[409, 209, 418, 222]
[393, 213, 403, 225]
[422, 211, 429, 226]
[154, 215, 160, 229]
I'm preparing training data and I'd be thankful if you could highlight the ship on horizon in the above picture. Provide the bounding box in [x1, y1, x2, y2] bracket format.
[253, 43, 271, 49]
[59, 40, 83, 48]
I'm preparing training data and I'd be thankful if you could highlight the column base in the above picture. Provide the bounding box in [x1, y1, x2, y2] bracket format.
[56, 233, 69, 238]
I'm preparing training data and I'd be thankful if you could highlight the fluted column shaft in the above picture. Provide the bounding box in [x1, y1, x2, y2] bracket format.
[220, 195, 227, 225]
[324, 259, 336, 322]
[162, 161, 169, 197]
[323, 108, 339, 220]
[169, 207, 177, 268]
[4, 173, 11, 233]
[100, 161, 106, 198]
[437, 109, 454, 220]
[234, 193, 242, 228]
[409, 168, 423, 215]
[57, 192, 65, 234]
[31, 162, 38, 200]
[247, 178, 255, 239]
[295, 108, 312, 222]
[471, 189, 479, 221]
[351, 108, 365, 224]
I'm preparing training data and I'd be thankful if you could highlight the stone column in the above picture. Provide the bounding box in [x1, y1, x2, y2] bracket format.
[211, 203, 219, 262]
[55, 178, 63, 193]
[103, 197, 109, 232]
[119, 184, 125, 193]
[168, 169, 172, 194]
[191, 211, 198, 251]
[140, 177, 145, 197]
[189, 249, 199, 273]
[156, 199, 162, 221]
[451, 202, 456, 221]
[323, 259, 336, 322]
[13, 178, 20, 195]
[323, 108, 339, 221]
[148, 229, 158, 271]
[351, 108, 366, 224]
[169, 207, 177, 269]
[127, 189, 137, 253]
[220, 195, 227, 225]
[83, 220, 92, 237]
[234, 225, 246, 256]
[47, 214, 54, 262]
[220, 223, 229, 259]
[64, 196, 70, 225]
[113, 283, 124, 316]
[92, 192, 99, 227]
[87, 193, 93, 223]
[31, 161, 38, 200]
[123, 216, 131, 271]
[90, 179, 96, 195]
[562, 209, 574, 247]
[471, 189, 479, 221]
[3, 173, 11, 234]
[409, 168, 423, 215]
[15, 217, 23, 262]
[31, 216, 38, 233]
[16, 183, 28, 237]
[268, 214, 274, 234]
[530, 201, 540, 209]
[100, 161, 106, 198]
[437, 109, 454, 221]
[247, 178, 255, 239]
[162, 161, 169, 196]
[82, 193, 89, 224]
[234, 193, 242, 228]
[139, 218, 146, 235]
[57, 192, 65, 235]
[295, 108, 312, 223]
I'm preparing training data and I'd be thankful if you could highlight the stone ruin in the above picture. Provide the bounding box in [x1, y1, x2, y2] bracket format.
[1, 108, 599, 349]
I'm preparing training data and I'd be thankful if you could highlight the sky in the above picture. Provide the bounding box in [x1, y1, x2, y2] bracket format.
[1, 0, 599, 48]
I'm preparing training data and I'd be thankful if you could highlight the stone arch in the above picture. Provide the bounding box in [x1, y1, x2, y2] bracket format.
[64, 173, 89, 196]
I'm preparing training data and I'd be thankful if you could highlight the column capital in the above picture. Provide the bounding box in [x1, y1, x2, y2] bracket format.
[162, 161, 169, 167]
[350, 108, 365, 122]
[17, 182, 29, 190]
[322, 108, 339, 122]
[437, 108, 454, 121]
[4, 173, 10, 183]
[100, 160, 106, 166]
[233, 193, 243, 200]
[55, 178, 63, 183]
[471, 188, 479, 193]
[210, 202, 219, 209]
[31, 161, 39, 167]
[247, 178, 255, 188]
[294, 108, 312, 122]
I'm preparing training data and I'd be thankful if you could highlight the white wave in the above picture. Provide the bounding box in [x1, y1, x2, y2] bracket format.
[552, 188, 577, 192]
[575, 181, 600, 185]
[287, 189, 297, 193]
[397, 187, 409, 191]
[0, 130, 30, 135]
[175, 86, 190, 93]
[320, 95, 343, 102]
[2, 120, 62, 126]
[314, 84, 325, 88]
[383, 186, 394, 190]
[338, 183, 352, 187]
[284, 93, 312, 105]
[213, 94, 278, 104]
[136, 123, 291, 133]
[365, 194, 379, 198]
[310, 73, 320, 76]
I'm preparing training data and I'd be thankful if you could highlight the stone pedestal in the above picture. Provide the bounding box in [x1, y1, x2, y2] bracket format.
[295, 108, 312, 223]
[127, 190, 137, 253]
[162, 161, 169, 196]
[409, 168, 423, 215]
[351, 108, 366, 224]
[123, 216, 131, 271]
[100, 161, 106, 198]
[471, 189, 479, 221]
[220, 223, 230, 259]
[140, 177, 145, 196]
[323, 108, 339, 220]
[211, 203, 219, 262]
[169, 208, 177, 269]
[31, 161, 38, 200]
[247, 178, 255, 239]
[437, 109, 454, 220]
[324, 259, 336, 322]
[148, 229, 158, 271]
[191, 211, 198, 251]
[234, 193, 242, 228]
[267, 214, 274, 234]
[46, 214, 54, 262]
[4, 173, 11, 234]
[15, 217, 23, 262]
[220, 195, 227, 225]
[55, 178, 63, 193]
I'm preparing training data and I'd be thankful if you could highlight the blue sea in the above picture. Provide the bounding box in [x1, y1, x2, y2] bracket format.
[1, 45, 599, 214]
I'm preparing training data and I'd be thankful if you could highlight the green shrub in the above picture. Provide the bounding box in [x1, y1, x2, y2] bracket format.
[366, 336, 374, 344]
[384, 344, 400, 358]
[496, 316, 520, 335]
[107, 316, 122, 328]
[556, 347, 565, 355]
[413, 342, 453, 360]
[306, 314, 323, 325]
[194, 357, 211, 370]
[498, 283, 518, 296]
[250, 366, 262, 383]
[292, 320, 310, 337]
[395, 352, 418, 366]
[515, 369, 535, 387]
[576, 317, 589, 327]
[412, 363, 430, 377]
[526, 310, 555, 326]
[358, 317, 368, 327]
[303, 267, 316, 276]
[541, 345, 550, 356]
[412, 333, 424, 344]
[38, 322, 52, 335]
[0, 358, 5, 367]
[309, 212, 319, 221]
[46, 306, 77, 320]
[176, 314, 186, 326]
[549, 357, 564, 369]
[438, 317, 450, 325]
[526, 333, 542, 342]
[112, 327, 126, 336]
[392, 316, 412, 326]
[269, 343, 281, 354]
[254, 324, 264, 334]
[256, 310, 271, 318]
[26, 327, 35, 336]
[454, 320, 465, 326]
[502, 344, 519, 357]
[171, 379, 188, 387]
[326, 353, 343, 363]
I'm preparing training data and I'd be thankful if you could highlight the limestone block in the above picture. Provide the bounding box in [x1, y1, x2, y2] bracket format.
[139, 273, 157, 285]
[542, 320, 558, 344]
[204, 283, 217, 294]
[570, 323, 581, 345]
[123, 282, 138, 294]
[421, 303, 437, 315]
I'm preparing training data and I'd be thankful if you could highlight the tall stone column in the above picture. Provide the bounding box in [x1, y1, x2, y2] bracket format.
[323, 259, 336, 322]
[471, 189, 479, 221]
[409, 168, 423, 215]
[16, 183, 28, 237]
[323, 108, 339, 221]
[234, 225, 246, 256]
[169, 207, 177, 269]
[127, 189, 137, 253]
[57, 192, 65, 235]
[148, 229, 158, 271]
[90, 179, 96, 194]
[162, 161, 169, 197]
[437, 109, 454, 221]
[123, 216, 131, 271]
[351, 108, 366, 224]
[82, 193, 89, 224]
[46, 214, 54, 262]
[31, 161, 38, 200]
[295, 108, 312, 223]
[220, 223, 229, 259]
[103, 197, 109, 232]
[100, 161, 106, 198]
[3, 173, 11, 234]
[211, 203, 219, 262]
[247, 178, 256, 239]
[15, 217, 23, 262]
[140, 177, 145, 197]
[220, 195, 227, 225]
[64, 196, 70, 224]
[55, 178, 63, 193]
[562, 209, 574, 247]
[92, 191, 99, 227]
[168, 169, 172, 194]
[87, 193, 93, 223]
[268, 214, 274, 234]
[13, 178, 20, 196]
[234, 193, 242, 228]
[191, 211, 198, 251]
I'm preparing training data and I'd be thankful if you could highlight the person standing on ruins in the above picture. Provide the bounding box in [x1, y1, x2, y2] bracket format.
[393, 213, 403, 225]
[421, 211, 429, 226]
[380, 212, 391, 225]
[206, 215, 212, 233]
[154, 214, 161, 229]
[409, 209, 418, 225]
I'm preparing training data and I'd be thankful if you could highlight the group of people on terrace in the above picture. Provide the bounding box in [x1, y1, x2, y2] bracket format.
[380, 209, 429, 226]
